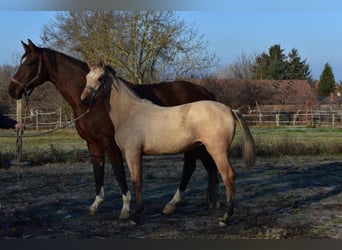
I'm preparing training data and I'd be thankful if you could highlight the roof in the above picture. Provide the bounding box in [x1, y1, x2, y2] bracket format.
[319, 94, 342, 105]
[189, 79, 317, 107]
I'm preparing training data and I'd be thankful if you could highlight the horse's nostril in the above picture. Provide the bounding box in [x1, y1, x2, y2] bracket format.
[8, 86, 20, 99]
[8, 87, 14, 97]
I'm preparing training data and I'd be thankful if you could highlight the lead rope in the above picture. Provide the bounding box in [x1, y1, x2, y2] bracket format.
[15, 127, 23, 180]
[15, 96, 29, 180]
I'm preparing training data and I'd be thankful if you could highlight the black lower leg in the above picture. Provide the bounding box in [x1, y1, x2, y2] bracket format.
[219, 200, 234, 226]
[112, 166, 129, 195]
[179, 152, 197, 192]
[92, 155, 105, 195]
[131, 206, 144, 225]
[198, 148, 219, 207]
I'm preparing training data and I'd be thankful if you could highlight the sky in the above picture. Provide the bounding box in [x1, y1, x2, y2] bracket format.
[1, 0, 342, 81]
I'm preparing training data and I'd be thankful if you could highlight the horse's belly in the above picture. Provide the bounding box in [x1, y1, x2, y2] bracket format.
[143, 143, 200, 155]
[142, 132, 198, 155]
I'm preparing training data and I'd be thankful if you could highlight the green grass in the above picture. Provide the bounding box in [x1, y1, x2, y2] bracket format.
[0, 129, 86, 151]
[0, 129, 88, 166]
[232, 127, 342, 157]
[1, 127, 342, 166]
[250, 127, 342, 145]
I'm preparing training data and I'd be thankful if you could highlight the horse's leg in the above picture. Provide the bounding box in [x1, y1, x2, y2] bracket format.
[206, 146, 235, 227]
[197, 146, 220, 209]
[163, 151, 195, 214]
[124, 150, 144, 225]
[88, 144, 105, 215]
[106, 143, 131, 220]
[163, 146, 219, 214]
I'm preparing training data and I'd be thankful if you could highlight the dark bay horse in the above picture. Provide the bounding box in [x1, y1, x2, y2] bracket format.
[8, 39, 219, 219]
[81, 62, 256, 226]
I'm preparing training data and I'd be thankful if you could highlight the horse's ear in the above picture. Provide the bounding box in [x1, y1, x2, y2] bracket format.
[21, 40, 29, 52]
[27, 39, 37, 52]
[99, 59, 105, 69]
[86, 61, 92, 70]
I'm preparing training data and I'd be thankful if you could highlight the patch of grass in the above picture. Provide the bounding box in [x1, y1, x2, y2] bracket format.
[231, 127, 342, 157]
[1, 127, 342, 165]
[0, 129, 88, 166]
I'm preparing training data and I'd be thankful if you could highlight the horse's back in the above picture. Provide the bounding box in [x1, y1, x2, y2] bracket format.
[187, 100, 233, 119]
[185, 100, 236, 140]
[129, 80, 216, 106]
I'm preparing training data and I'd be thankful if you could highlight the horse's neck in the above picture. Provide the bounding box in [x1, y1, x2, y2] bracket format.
[109, 79, 147, 127]
[45, 51, 88, 112]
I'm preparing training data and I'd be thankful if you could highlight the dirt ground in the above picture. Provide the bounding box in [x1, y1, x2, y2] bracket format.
[0, 155, 341, 239]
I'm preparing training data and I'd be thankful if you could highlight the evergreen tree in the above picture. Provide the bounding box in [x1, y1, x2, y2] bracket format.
[267, 44, 287, 79]
[252, 44, 312, 81]
[318, 63, 336, 96]
[287, 48, 311, 81]
[252, 45, 287, 79]
[253, 52, 269, 80]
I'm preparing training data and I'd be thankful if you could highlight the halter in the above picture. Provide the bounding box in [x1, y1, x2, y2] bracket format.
[85, 85, 102, 101]
[85, 66, 113, 101]
[85, 85, 98, 95]
[11, 55, 43, 97]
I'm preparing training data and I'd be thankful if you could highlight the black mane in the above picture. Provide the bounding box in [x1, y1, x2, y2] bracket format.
[42, 47, 87, 71]
[104, 65, 117, 77]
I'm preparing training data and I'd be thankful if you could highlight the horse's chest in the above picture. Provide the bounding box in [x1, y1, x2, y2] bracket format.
[114, 124, 143, 149]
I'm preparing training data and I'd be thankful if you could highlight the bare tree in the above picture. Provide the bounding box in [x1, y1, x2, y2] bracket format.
[216, 51, 256, 79]
[42, 11, 218, 83]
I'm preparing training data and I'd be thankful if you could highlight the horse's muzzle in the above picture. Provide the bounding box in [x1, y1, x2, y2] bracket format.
[81, 94, 96, 107]
[8, 82, 23, 100]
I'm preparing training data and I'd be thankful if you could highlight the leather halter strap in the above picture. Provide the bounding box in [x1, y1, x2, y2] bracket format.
[85, 85, 98, 96]
[11, 55, 42, 97]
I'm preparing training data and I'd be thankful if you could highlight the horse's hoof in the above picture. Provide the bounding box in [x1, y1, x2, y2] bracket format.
[130, 220, 138, 226]
[88, 207, 97, 216]
[163, 203, 176, 214]
[119, 210, 130, 220]
[218, 218, 228, 227]
[130, 213, 142, 225]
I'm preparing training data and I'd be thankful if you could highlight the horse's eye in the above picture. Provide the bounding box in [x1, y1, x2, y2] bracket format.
[98, 76, 103, 82]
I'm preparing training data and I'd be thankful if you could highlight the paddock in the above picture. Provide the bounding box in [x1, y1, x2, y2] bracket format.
[0, 155, 341, 239]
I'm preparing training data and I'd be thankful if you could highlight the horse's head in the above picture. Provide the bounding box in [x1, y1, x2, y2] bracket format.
[80, 60, 107, 106]
[8, 39, 48, 99]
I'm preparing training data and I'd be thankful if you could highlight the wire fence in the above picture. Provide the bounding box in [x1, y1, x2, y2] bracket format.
[5, 108, 75, 133]
[243, 110, 342, 128]
[4, 108, 342, 132]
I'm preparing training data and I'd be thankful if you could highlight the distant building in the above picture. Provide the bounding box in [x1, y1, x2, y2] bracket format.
[319, 92, 342, 110]
[190, 79, 317, 111]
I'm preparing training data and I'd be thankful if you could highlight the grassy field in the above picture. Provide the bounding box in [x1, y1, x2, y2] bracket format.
[247, 127, 342, 156]
[0, 129, 88, 166]
[0, 127, 342, 166]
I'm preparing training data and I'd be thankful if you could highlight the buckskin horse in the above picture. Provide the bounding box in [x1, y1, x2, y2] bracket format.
[81, 61, 256, 226]
[8, 39, 221, 220]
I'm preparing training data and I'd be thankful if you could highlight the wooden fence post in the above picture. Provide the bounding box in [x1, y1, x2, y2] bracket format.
[36, 110, 39, 133]
[59, 107, 62, 128]
[276, 113, 280, 127]
[332, 114, 335, 129]
[16, 99, 22, 123]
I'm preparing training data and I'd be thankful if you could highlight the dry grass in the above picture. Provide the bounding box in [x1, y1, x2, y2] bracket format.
[1, 127, 341, 167]
[231, 127, 342, 157]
